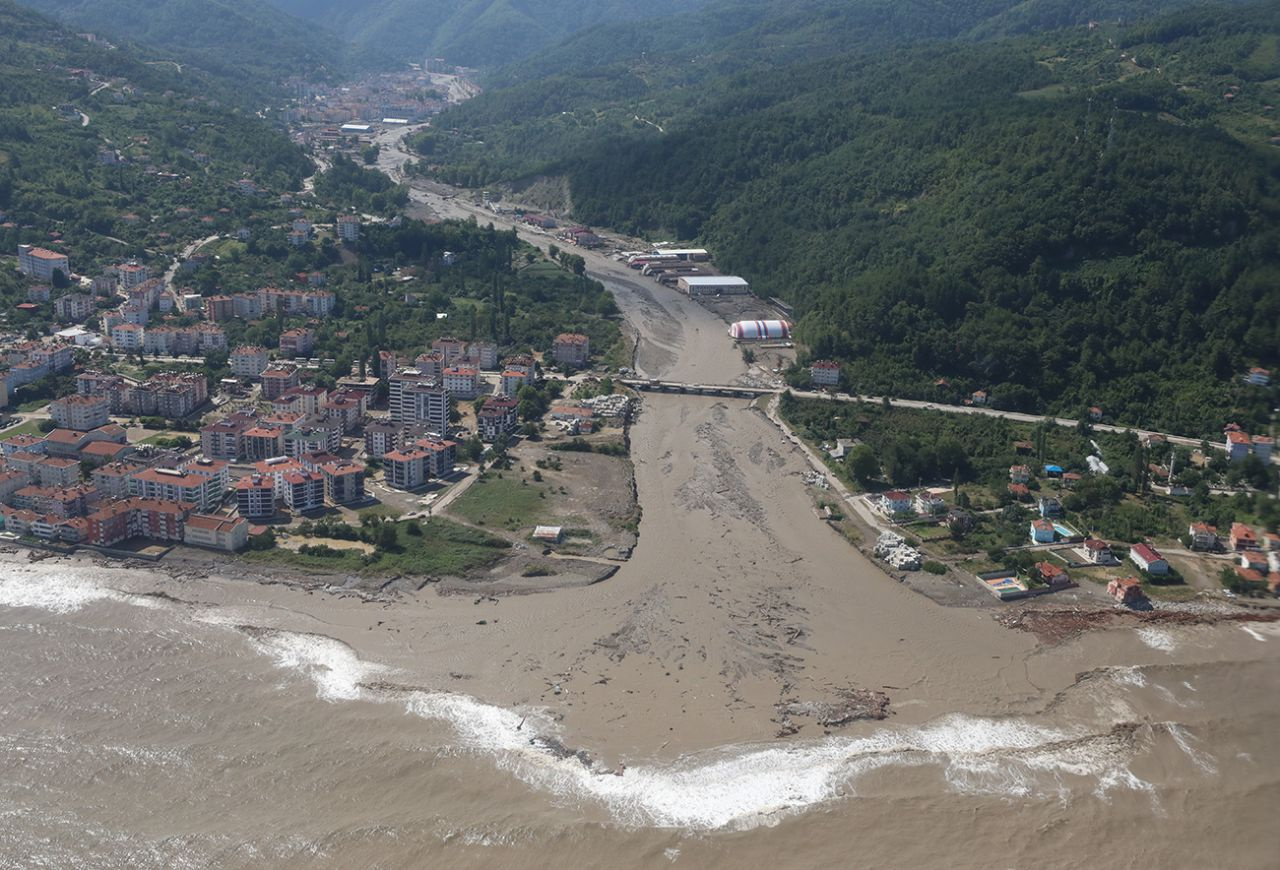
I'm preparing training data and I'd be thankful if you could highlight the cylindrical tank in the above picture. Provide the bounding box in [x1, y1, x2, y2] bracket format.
[728, 319, 792, 341]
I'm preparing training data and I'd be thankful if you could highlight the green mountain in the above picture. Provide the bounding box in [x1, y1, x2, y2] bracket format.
[15, 0, 346, 88]
[0, 0, 312, 282]
[419, 1, 1280, 436]
[267, 0, 713, 69]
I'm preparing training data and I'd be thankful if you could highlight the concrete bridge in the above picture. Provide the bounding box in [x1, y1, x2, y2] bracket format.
[619, 379, 779, 399]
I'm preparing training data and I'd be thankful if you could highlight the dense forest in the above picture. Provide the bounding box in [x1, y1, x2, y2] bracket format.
[421, 0, 1280, 437]
[266, 0, 714, 69]
[14, 0, 345, 90]
[0, 1, 313, 276]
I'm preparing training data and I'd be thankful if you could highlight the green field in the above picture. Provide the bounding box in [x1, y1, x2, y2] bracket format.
[447, 473, 549, 531]
[0, 418, 50, 438]
[246, 517, 509, 577]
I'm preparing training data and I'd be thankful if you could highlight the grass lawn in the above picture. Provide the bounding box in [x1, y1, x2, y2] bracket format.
[14, 399, 49, 413]
[447, 472, 549, 531]
[246, 517, 509, 577]
[0, 418, 50, 438]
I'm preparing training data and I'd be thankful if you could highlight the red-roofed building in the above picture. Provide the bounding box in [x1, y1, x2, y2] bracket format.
[384, 448, 429, 490]
[1108, 577, 1147, 605]
[127, 467, 221, 512]
[18, 244, 69, 281]
[281, 470, 325, 512]
[260, 366, 300, 400]
[86, 498, 190, 547]
[1036, 561, 1072, 589]
[551, 333, 590, 367]
[442, 366, 479, 399]
[1007, 482, 1031, 501]
[477, 396, 518, 442]
[183, 513, 248, 551]
[235, 475, 275, 518]
[319, 461, 365, 505]
[1230, 522, 1259, 551]
[1226, 430, 1253, 462]
[1128, 542, 1169, 575]
[810, 360, 840, 388]
[1082, 538, 1112, 564]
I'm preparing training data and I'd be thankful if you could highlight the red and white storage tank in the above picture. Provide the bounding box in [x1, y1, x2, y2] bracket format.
[728, 319, 792, 341]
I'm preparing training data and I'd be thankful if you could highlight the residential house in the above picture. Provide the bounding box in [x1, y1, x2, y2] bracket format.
[260, 366, 300, 400]
[1245, 367, 1270, 386]
[442, 366, 479, 399]
[1188, 522, 1218, 551]
[810, 360, 840, 388]
[1226, 430, 1253, 462]
[1129, 542, 1169, 576]
[1082, 538, 1113, 564]
[478, 396, 518, 442]
[1036, 561, 1072, 589]
[235, 475, 275, 518]
[500, 369, 531, 397]
[1108, 577, 1147, 606]
[281, 470, 325, 512]
[50, 394, 111, 430]
[383, 448, 429, 490]
[279, 327, 315, 358]
[1009, 465, 1030, 484]
[551, 333, 590, 367]
[879, 491, 912, 516]
[1230, 522, 1259, 551]
[1007, 483, 1031, 501]
[913, 491, 946, 516]
[17, 245, 69, 281]
[1037, 496, 1062, 517]
[1030, 519, 1056, 544]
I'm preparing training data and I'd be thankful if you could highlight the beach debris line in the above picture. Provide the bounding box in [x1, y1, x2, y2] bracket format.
[776, 686, 892, 733]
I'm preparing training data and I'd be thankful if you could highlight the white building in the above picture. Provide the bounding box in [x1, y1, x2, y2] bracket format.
[17, 245, 69, 281]
[230, 345, 270, 379]
[678, 275, 750, 297]
[336, 215, 360, 242]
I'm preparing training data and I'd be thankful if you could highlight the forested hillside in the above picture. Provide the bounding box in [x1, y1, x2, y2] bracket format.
[267, 0, 712, 69]
[0, 1, 312, 272]
[421, 1, 1280, 436]
[16, 0, 345, 87]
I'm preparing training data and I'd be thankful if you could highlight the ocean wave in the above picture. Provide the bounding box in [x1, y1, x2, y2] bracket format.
[241, 628, 383, 702]
[0, 566, 161, 614]
[1136, 626, 1178, 652]
[0, 568, 1183, 832]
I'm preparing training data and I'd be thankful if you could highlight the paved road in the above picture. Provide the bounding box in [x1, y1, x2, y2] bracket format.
[375, 123, 1269, 462]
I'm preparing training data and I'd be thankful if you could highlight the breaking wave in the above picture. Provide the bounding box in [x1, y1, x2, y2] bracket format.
[0, 565, 162, 614]
[242, 627, 1167, 830]
[0, 567, 1204, 832]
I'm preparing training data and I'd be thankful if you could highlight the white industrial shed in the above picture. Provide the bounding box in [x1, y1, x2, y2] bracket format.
[678, 275, 750, 297]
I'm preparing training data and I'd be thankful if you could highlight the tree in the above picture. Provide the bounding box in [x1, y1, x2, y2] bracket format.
[846, 443, 880, 484]
[376, 521, 398, 551]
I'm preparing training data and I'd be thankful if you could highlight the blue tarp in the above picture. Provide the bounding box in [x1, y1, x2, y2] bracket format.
[1043, 464, 1064, 475]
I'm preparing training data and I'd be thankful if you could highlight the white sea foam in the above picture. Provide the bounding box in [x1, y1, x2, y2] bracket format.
[400, 689, 1153, 830]
[249, 630, 384, 702]
[0, 564, 1169, 832]
[1240, 622, 1280, 642]
[1136, 626, 1178, 652]
[0, 567, 159, 614]
[1166, 723, 1216, 775]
